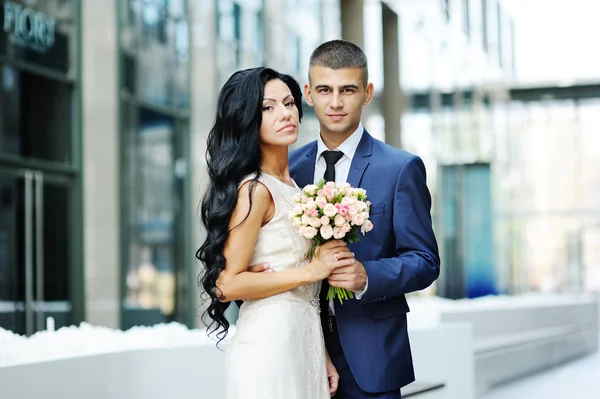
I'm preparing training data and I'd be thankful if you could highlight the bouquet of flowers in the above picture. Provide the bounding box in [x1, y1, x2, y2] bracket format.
[289, 180, 374, 303]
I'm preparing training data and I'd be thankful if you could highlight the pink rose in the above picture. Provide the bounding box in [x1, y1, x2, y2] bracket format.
[320, 216, 330, 226]
[347, 206, 358, 217]
[334, 214, 346, 227]
[325, 187, 335, 200]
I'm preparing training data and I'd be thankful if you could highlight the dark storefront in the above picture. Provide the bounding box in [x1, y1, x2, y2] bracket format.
[0, 0, 83, 335]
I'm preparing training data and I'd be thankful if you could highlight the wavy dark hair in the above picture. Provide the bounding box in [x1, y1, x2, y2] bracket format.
[197, 67, 303, 343]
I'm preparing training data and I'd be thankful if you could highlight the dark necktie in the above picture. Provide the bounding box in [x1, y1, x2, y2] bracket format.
[322, 150, 344, 182]
[319, 150, 344, 328]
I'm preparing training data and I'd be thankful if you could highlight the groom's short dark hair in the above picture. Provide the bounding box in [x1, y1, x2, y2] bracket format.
[309, 40, 369, 87]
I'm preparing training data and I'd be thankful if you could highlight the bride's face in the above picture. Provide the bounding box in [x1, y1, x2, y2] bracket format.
[259, 79, 299, 148]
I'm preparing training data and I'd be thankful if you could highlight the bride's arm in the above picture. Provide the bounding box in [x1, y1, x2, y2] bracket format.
[325, 349, 339, 396]
[216, 181, 351, 302]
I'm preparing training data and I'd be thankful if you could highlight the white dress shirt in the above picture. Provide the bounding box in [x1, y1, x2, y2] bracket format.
[313, 123, 369, 314]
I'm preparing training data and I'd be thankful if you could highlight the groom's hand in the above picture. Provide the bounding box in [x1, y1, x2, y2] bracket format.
[327, 260, 367, 292]
[247, 262, 272, 273]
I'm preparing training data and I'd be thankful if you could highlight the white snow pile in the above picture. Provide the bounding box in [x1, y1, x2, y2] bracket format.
[0, 322, 228, 368]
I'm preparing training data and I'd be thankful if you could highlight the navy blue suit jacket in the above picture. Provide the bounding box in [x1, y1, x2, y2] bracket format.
[289, 130, 440, 393]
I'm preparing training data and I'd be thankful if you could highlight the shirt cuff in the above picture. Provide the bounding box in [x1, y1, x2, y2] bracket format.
[354, 277, 368, 300]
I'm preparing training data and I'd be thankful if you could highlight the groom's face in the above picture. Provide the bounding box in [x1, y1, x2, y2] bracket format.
[305, 65, 374, 139]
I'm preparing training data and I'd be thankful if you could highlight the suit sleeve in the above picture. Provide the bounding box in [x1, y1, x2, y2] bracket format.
[360, 155, 440, 302]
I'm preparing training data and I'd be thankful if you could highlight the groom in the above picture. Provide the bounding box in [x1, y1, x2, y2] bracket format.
[291, 40, 439, 398]
[250, 40, 440, 398]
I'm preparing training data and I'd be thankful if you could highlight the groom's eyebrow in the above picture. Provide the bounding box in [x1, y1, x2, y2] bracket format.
[314, 84, 359, 90]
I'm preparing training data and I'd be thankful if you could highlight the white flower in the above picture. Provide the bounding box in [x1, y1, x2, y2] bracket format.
[340, 197, 354, 206]
[302, 214, 311, 225]
[334, 214, 346, 227]
[353, 188, 367, 197]
[291, 193, 302, 203]
[320, 224, 333, 240]
[361, 220, 374, 234]
[304, 199, 317, 210]
[320, 215, 330, 226]
[292, 204, 303, 216]
[315, 196, 328, 209]
[355, 201, 367, 212]
[333, 227, 345, 239]
[352, 213, 365, 226]
[323, 203, 338, 217]
[303, 226, 318, 239]
[292, 217, 302, 228]
[309, 217, 322, 228]
[303, 184, 318, 196]
[341, 222, 351, 233]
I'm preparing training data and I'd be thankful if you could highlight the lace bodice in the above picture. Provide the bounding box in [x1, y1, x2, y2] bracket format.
[225, 173, 329, 399]
[239, 172, 318, 305]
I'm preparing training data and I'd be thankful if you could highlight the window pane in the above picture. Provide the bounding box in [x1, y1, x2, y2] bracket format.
[0, 66, 71, 164]
[122, 106, 183, 327]
[120, 0, 190, 109]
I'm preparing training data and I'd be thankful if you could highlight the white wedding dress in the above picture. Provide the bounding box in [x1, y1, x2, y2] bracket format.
[225, 173, 330, 399]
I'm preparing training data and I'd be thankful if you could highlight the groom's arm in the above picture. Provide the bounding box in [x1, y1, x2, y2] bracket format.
[359, 155, 440, 301]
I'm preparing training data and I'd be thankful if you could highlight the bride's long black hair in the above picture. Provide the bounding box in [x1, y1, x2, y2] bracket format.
[197, 67, 303, 342]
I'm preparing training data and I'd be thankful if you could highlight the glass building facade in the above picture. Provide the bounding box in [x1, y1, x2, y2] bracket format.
[118, 0, 193, 328]
[0, 0, 83, 335]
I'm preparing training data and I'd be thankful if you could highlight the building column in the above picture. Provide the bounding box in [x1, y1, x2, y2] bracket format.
[341, 0, 364, 48]
[81, 0, 120, 328]
[189, 0, 219, 328]
[382, 2, 402, 148]
[263, 0, 287, 71]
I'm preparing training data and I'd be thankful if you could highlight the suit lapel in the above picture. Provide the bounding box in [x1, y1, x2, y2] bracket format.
[347, 131, 373, 188]
[294, 142, 317, 186]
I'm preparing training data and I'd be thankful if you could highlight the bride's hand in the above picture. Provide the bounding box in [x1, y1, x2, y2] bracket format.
[308, 240, 355, 281]
[326, 355, 339, 397]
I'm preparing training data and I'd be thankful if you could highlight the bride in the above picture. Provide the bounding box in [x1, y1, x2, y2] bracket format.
[197, 67, 356, 398]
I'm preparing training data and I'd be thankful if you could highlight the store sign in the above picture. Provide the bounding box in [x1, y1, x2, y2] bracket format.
[3, 1, 55, 53]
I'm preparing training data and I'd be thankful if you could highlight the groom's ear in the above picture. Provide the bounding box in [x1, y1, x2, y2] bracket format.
[304, 84, 314, 107]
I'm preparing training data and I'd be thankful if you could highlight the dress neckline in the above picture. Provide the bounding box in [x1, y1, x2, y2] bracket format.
[261, 172, 298, 189]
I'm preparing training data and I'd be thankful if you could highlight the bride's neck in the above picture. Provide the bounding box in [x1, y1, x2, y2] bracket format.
[260, 147, 290, 180]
